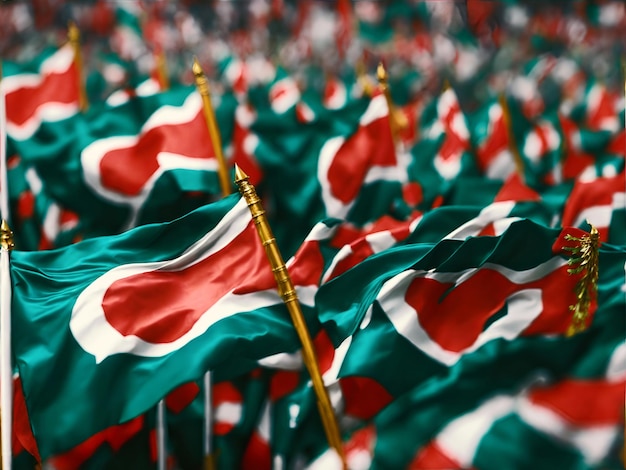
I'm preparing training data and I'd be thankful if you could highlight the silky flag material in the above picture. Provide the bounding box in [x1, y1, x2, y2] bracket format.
[2, 43, 80, 141]
[13, 85, 236, 241]
[316, 219, 591, 402]
[317, 92, 406, 221]
[11, 195, 318, 458]
[79, 87, 220, 228]
[370, 241, 626, 469]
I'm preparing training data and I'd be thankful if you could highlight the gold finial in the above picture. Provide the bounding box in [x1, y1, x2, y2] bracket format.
[204, 454, 216, 470]
[234, 166, 347, 469]
[67, 20, 88, 112]
[193, 58, 231, 197]
[0, 220, 14, 251]
[376, 62, 387, 86]
[563, 224, 600, 336]
[67, 20, 79, 43]
[192, 56, 203, 79]
[233, 163, 247, 183]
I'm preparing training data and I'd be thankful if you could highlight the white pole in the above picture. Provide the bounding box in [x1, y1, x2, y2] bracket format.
[203, 371, 213, 469]
[0, 65, 10, 227]
[0, 221, 13, 470]
[156, 399, 167, 470]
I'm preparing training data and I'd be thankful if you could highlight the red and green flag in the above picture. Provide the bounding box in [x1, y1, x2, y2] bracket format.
[10, 194, 319, 459]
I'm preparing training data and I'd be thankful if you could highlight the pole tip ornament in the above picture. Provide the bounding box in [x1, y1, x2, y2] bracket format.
[192, 57, 204, 78]
[67, 20, 80, 42]
[233, 164, 249, 184]
[376, 62, 387, 84]
[0, 220, 14, 251]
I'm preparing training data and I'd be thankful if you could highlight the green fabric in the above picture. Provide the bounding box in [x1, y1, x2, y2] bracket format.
[10, 195, 316, 458]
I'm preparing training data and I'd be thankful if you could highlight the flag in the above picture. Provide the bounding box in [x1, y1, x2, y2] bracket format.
[467, 97, 518, 180]
[13, 85, 236, 240]
[561, 170, 626, 243]
[314, 219, 593, 422]
[11, 194, 320, 458]
[317, 91, 406, 222]
[371, 240, 626, 469]
[6, 153, 82, 251]
[2, 43, 81, 141]
[248, 90, 406, 258]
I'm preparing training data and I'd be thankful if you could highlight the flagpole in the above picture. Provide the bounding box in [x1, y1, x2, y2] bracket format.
[202, 372, 214, 470]
[376, 63, 408, 142]
[0, 62, 9, 225]
[192, 58, 230, 197]
[234, 165, 347, 468]
[67, 21, 88, 112]
[155, 49, 170, 91]
[498, 93, 525, 180]
[156, 399, 167, 470]
[192, 58, 234, 470]
[148, 47, 174, 467]
[0, 220, 14, 470]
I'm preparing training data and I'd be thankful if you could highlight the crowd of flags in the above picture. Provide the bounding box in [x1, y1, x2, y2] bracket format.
[0, 0, 624, 469]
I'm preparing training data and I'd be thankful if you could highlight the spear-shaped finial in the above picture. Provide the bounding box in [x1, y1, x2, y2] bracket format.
[563, 223, 600, 336]
[67, 20, 88, 112]
[234, 165, 347, 469]
[193, 57, 231, 197]
[0, 220, 14, 251]
[376, 62, 388, 89]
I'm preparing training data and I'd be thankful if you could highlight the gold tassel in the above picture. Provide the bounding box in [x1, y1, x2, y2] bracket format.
[563, 224, 599, 336]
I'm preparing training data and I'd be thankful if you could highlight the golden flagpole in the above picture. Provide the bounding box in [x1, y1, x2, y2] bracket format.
[192, 59, 232, 470]
[234, 165, 346, 467]
[193, 58, 233, 470]
[498, 93, 525, 179]
[155, 49, 170, 91]
[192, 58, 230, 198]
[67, 21, 88, 112]
[376, 63, 408, 142]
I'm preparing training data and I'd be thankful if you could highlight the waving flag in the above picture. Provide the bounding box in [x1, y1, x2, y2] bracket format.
[418, 86, 474, 181]
[468, 97, 517, 180]
[11, 85, 237, 240]
[80, 87, 221, 228]
[2, 43, 81, 141]
[10, 195, 319, 459]
[6, 153, 82, 251]
[318, 91, 406, 220]
[315, 219, 592, 415]
[370, 241, 626, 469]
[561, 170, 626, 242]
